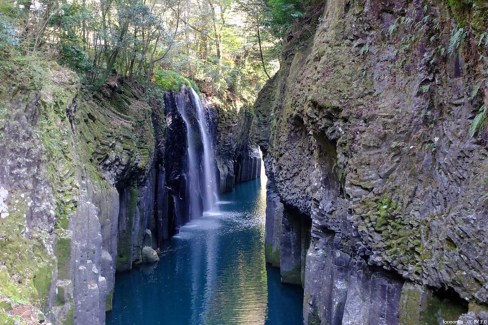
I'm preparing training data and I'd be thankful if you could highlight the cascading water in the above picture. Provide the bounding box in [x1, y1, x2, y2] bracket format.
[190, 88, 219, 212]
[176, 91, 202, 220]
[177, 87, 219, 220]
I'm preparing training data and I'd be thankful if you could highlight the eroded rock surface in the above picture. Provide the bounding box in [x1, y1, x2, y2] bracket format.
[0, 69, 260, 323]
[256, 0, 488, 323]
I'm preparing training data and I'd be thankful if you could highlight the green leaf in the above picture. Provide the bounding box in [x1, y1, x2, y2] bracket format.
[469, 105, 487, 137]
[470, 82, 482, 100]
[448, 28, 465, 54]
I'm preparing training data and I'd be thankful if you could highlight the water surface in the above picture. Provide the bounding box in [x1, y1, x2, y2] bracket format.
[107, 178, 303, 325]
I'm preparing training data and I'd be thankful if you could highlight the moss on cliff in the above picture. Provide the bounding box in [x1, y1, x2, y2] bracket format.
[255, 0, 488, 313]
[154, 69, 200, 93]
[265, 243, 281, 267]
[116, 187, 139, 271]
[0, 40, 166, 323]
[399, 284, 467, 324]
[0, 56, 79, 323]
[56, 237, 72, 280]
[0, 193, 54, 322]
[446, 0, 488, 31]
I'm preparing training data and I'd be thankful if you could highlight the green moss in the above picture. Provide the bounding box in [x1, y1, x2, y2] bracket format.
[423, 293, 466, 324]
[74, 82, 156, 199]
[33, 266, 52, 308]
[55, 284, 66, 306]
[265, 243, 281, 267]
[154, 69, 200, 92]
[281, 264, 302, 286]
[307, 304, 321, 325]
[0, 270, 29, 305]
[445, 238, 457, 250]
[117, 187, 138, 270]
[374, 196, 398, 232]
[0, 313, 15, 325]
[65, 302, 74, 325]
[469, 302, 488, 314]
[399, 284, 422, 325]
[446, 0, 488, 31]
[400, 284, 467, 325]
[0, 192, 54, 313]
[56, 237, 71, 280]
[105, 289, 114, 311]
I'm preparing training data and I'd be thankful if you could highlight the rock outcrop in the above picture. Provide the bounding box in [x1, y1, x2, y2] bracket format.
[214, 101, 262, 193]
[255, 0, 488, 323]
[0, 61, 260, 324]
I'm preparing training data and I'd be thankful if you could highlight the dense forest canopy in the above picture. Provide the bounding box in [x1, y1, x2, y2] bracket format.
[0, 0, 308, 102]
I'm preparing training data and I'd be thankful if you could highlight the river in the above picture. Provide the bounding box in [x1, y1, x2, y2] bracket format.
[106, 175, 303, 325]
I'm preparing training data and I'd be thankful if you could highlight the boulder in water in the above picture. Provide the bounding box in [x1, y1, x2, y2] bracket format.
[142, 246, 159, 264]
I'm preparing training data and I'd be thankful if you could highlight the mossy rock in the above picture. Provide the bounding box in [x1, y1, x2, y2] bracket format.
[400, 284, 467, 325]
[423, 293, 467, 324]
[399, 284, 423, 325]
[265, 243, 281, 267]
[446, 0, 488, 31]
[105, 289, 114, 311]
[116, 187, 139, 271]
[33, 266, 52, 308]
[281, 264, 302, 286]
[154, 69, 200, 92]
[56, 236, 72, 280]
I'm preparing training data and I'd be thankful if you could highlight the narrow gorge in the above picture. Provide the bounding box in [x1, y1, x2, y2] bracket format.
[0, 0, 487, 324]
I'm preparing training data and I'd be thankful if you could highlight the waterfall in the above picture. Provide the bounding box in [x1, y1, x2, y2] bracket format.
[176, 91, 202, 219]
[176, 87, 219, 220]
[190, 88, 218, 212]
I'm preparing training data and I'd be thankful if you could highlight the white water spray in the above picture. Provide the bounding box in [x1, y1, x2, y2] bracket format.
[190, 88, 219, 212]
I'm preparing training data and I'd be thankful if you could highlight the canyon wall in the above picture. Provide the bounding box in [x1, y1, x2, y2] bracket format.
[0, 64, 259, 324]
[215, 101, 262, 193]
[255, 0, 488, 323]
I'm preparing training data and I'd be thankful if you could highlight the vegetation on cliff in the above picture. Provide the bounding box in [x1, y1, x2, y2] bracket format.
[1, 0, 486, 323]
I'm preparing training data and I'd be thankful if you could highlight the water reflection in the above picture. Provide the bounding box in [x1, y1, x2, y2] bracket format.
[107, 175, 303, 325]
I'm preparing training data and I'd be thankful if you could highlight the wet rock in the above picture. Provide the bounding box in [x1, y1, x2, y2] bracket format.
[141, 246, 159, 264]
[265, 188, 284, 267]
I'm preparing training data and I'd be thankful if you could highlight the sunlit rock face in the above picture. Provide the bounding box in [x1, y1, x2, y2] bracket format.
[255, 0, 488, 323]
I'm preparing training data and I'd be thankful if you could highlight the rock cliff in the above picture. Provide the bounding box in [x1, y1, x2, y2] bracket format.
[214, 100, 262, 193]
[0, 58, 259, 324]
[255, 0, 488, 323]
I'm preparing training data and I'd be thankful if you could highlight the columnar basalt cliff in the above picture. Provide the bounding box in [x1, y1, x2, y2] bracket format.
[0, 62, 260, 323]
[255, 0, 488, 323]
[214, 101, 262, 193]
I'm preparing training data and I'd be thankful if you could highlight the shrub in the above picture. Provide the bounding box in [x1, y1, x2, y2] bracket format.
[59, 42, 92, 72]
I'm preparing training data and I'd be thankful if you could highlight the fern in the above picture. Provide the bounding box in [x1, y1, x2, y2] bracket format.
[479, 32, 488, 47]
[388, 21, 398, 36]
[471, 82, 482, 100]
[448, 28, 466, 54]
[360, 44, 370, 56]
[469, 105, 487, 137]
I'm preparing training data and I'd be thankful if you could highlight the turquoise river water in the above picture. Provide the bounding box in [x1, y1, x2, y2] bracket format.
[106, 176, 303, 325]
